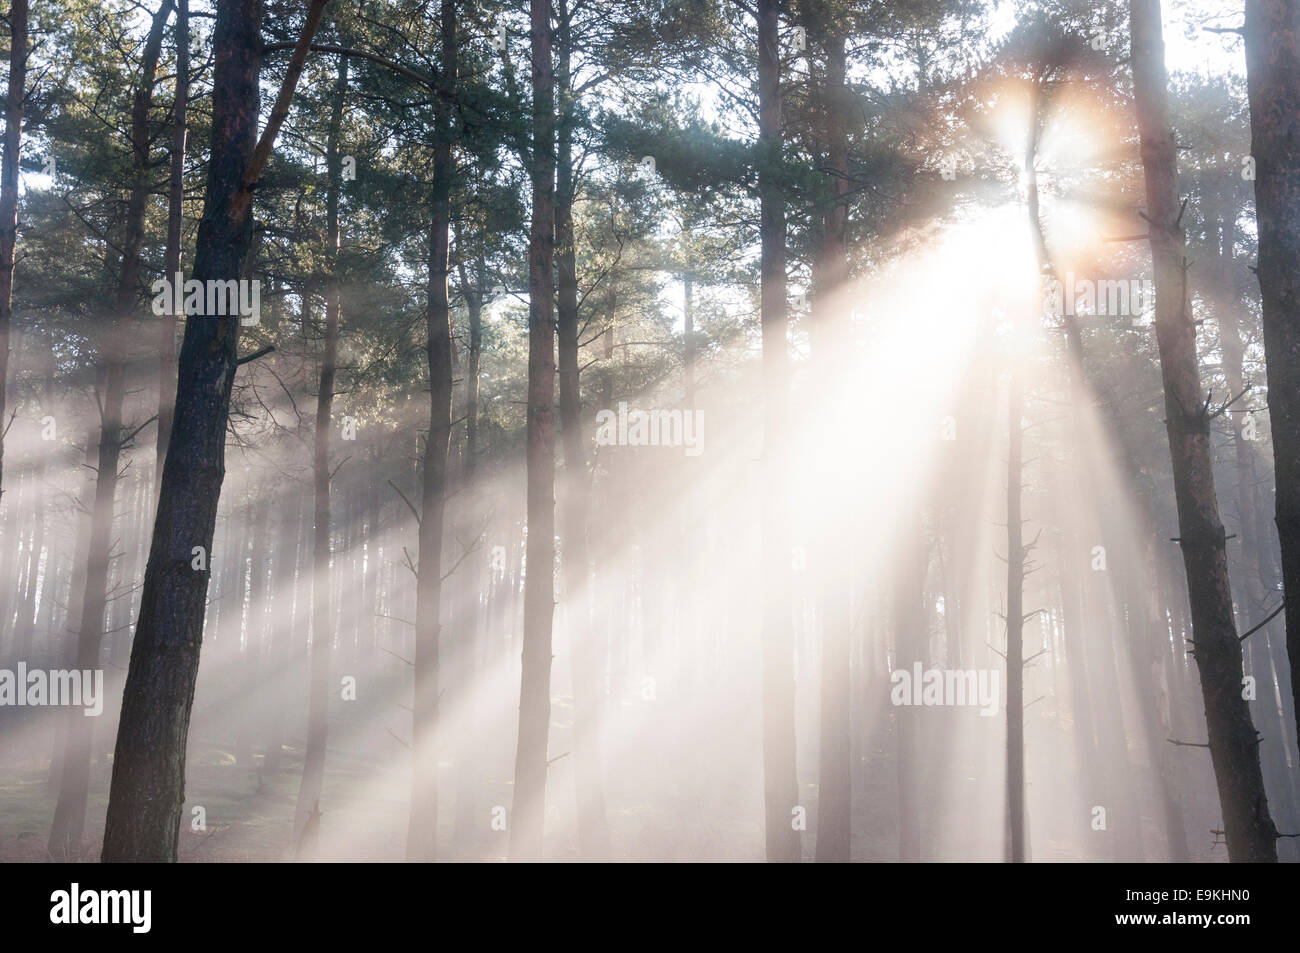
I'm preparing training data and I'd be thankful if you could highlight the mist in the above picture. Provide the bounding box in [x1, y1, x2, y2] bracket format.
[0, 0, 1297, 870]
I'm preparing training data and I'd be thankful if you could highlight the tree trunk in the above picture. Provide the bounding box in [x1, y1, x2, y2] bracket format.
[408, 0, 455, 861]
[101, 472, 146, 763]
[452, 258, 483, 849]
[294, 52, 347, 861]
[1206, 190, 1300, 838]
[895, 532, 927, 861]
[683, 275, 696, 407]
[237, 493, 268, 767]
[1206, 191, 1273, 632]
[48, 1, 171, 861]
[510, 0, 557, 862]
[1131, 0, 1277, 861]
[156, 0, 188, 491]
[264, 486, 299, 774]
[47, 430, 97, 793]
[13, 368, 46, 660]
[1004, 339, 1026, 863]
[1133, 528, 1191, 861]
[1243, 0, 1300, 766]
[813, 21, 851, 865]
[0, 454, 21, 650]
[756, 0, 799, 865]
[554, 0, 610, 860]
[103, 0, 327, 863]
[1024, 92, 1103, 853]
[0, 0, 26, 504]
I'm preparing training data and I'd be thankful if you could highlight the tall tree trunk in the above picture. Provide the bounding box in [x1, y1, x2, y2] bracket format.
[1243, 0, 1300, 765]
[813, 20, 851, 865]
[264, 486, 300, 774]
[1133, 527, 1192, 861]
[1207, 192, 1273, 632]
[0, 455, 19, 651]
[0, 0, 26, 505]
[156, 0, 189, 491]
[408, 0, 455, 861]
[452, 258, 483, 849]
[755, 0, 799, 865]
[29, 358, 56, 648]
[13, 367, 46, 660]
[1131, 0, 1277, 861]
[1206, 190, 1300, 836]
[894, 532, 927, 861]
[294, 52, 347, 860]
[1025, 92, 1103, 851]
[554, 0, 610, 859]
[1004, 337, 1026, 863]
[237, 493, 268, 766]
[216, 501, 248, 759]
[48, 0, 172, 861]
[683, 274, 696, 407]
[47, 430, 97, 793]
[101, 472, 146, 763]
[103, 0, 328, 863]
[1009, 120, 1044, 860]
[510, 0, 557, 862]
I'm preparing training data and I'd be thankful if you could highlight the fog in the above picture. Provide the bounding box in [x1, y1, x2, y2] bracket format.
[0, 0, 1296, 866]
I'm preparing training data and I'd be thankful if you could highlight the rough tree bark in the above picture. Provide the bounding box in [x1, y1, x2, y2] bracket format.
[1206, 190, 1300, 826]
[103, 0, 328, 863]
[1131, 0, 1277, 862]
[1243, 0, 1300, 765]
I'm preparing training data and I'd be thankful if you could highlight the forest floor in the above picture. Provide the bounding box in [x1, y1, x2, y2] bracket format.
[0, 725, 885, 862]
[0, 706, 1196, 861]
[0, 735, 414, 862]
